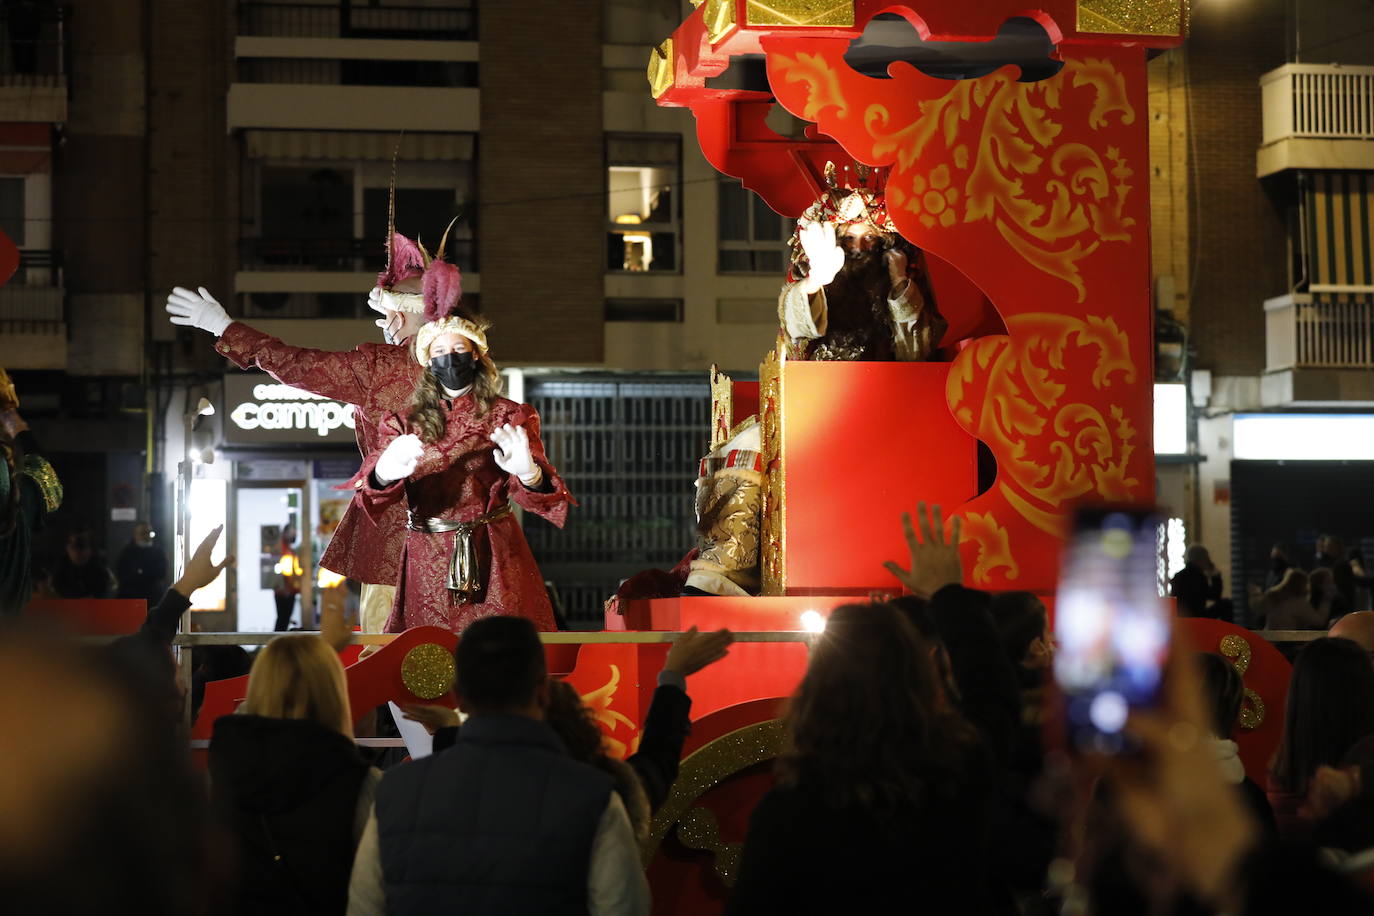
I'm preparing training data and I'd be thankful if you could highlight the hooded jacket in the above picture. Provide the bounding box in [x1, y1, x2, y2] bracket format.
[210, 714, 379, 916]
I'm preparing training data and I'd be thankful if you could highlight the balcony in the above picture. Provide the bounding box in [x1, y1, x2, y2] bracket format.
[0, 251, 65, 370]
[237, 2, 477, 41]
[1258, 64, 1374, 177]
[1262, 293, 1374, 405]
[0, 4, 67, 123]
[229, 2, 479, 132]
[239, 236, 477, 274]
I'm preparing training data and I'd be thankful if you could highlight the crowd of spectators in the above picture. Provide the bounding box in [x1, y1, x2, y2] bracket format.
[5, 407, 1374, 914]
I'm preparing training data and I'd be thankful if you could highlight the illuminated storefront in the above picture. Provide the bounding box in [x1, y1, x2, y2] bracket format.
[194, 373, 363, 630]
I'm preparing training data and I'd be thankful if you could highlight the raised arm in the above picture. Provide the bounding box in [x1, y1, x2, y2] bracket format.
[168, 286, 379, 405]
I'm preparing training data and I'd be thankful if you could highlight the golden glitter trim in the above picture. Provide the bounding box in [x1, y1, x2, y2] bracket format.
[759, 347, 785, 596]
[1219, 634, 1251, 675]
[1077, 0, 1184, 36]
[22, 455, 62, 513]
[703, 0, 738, 45]
[745, 0, 855, 28]
[710, 364, 733, 451]
[401, 642, 455, 700]
[677, 805, 743, 886]
[646, 719, 784, 863]
[0, 367, 18, 412]
[647, 38, 674, 100]
[1219, 633, 1266, 730]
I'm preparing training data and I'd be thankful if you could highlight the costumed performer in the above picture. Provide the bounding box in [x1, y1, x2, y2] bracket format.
[164, 213, 434, 636]
[684, 419, 762, 597]
[779, 163, 946, 361]
[0, 367, 63, 615]
[353, 240, 573, 634]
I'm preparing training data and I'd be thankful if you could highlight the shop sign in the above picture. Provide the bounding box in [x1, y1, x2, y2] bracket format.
[223, 374, 357, 445]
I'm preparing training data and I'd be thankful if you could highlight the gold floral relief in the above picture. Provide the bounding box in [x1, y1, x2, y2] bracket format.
[581, 664, 639, 758]
[820, 56, 1136, 301]
[960, 511, 1020, 584]
[745, 0, 855, 28]
[1078, 0, 1186, 37]
[710, 364, 733, 451]
[948, 313, 1139, 515]
[1220, 634, 1267, 730]
[759, 347, 785, 596]
[945, 313, 1141, 585]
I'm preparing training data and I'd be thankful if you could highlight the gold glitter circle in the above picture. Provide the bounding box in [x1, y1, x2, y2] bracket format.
[401, 643, 455, 700]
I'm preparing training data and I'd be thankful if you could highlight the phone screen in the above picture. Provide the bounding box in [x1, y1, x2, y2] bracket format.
[1053, 505, 1170, 753]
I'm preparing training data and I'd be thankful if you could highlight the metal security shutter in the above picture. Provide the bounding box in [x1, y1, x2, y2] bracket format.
[523, 375, 710, 627]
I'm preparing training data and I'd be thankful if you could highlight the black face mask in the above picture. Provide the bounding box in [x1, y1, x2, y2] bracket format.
[430, 351, 477, 391]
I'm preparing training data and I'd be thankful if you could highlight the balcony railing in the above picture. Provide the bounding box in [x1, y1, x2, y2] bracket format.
[239, 236, 476, 273]
[1266, 293, 1374, 371]
[237, 2, 477, 41]
[0, 284, 63, 324]
[1262, 63, 1374, 145]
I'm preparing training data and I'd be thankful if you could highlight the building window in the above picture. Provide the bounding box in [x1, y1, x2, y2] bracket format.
[606, 135, 679, 273]
[241, 146, 476, 277]
[0, 177, 25, 246]
[605, 298, 683, 322]
[718, 178, 789, 274]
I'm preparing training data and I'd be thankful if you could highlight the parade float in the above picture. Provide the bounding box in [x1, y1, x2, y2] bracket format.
[186, 3, 1297, 912]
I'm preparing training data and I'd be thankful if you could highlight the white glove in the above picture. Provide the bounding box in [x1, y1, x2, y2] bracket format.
[166, 286, 233, 337]
[375, 434, 424, 486]
[490, 423, 540, 485]
[798, 221, 845, 294]
[368, 286, 385, 315]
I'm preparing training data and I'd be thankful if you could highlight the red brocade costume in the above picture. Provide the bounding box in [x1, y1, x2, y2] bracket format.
[215, 323, 422, 585]
[354, 395, 573, 633]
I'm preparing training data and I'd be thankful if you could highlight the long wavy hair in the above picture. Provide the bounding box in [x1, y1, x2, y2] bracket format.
[407, 335, 503, 444]
[544, 679, 651, 843]
[1270, 636, 1374, 794]
[776, 602, 982, 819]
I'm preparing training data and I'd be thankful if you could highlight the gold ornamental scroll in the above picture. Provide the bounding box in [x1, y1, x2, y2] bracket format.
[759, 346, 785, 595]
[645, 718, 785, 877]
[710, 364, 734, 451]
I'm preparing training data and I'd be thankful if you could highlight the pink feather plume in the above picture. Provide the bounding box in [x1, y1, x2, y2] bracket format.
[422, 259, 463, 323]
[378, 232, 426, 289]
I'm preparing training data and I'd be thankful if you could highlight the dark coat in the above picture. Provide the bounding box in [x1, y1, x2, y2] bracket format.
[727, 770, 995, 916]
[376, 714, 612, 916]
[210, 715, 374, 916]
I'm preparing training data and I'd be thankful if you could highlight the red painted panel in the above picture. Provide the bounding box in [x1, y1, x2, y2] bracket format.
[781, 361, 977, 591]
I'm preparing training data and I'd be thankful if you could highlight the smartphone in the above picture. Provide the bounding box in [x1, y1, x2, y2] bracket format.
[1053, 504, 1170, 753]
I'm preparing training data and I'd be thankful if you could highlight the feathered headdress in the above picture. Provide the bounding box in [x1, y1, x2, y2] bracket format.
[374, 141, 426, 312]
[413, 215, 484, 363]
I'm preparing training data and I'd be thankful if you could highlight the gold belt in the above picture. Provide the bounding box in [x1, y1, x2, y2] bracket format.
[408, 504, 513, 596]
